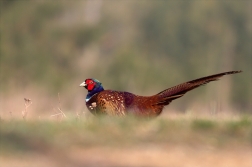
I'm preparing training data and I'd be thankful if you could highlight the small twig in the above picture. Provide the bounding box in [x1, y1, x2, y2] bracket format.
[58, 107, 67, 118]
[50, 113, 64, 117]
[58, 93, 67, 118]
[50, 93, 66, 121]
[22, 98, 32, 120]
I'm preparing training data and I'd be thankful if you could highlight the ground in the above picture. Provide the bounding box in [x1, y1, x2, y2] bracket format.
[0, 114, 251, 167]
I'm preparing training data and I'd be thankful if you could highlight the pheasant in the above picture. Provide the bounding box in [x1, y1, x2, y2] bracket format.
[80, 71, 241, 117]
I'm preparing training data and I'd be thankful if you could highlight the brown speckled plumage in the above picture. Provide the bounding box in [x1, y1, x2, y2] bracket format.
[80, 71, 241, 117]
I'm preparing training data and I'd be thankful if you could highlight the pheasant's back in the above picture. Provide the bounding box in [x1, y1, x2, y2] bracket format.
[86, 90, 164, 116]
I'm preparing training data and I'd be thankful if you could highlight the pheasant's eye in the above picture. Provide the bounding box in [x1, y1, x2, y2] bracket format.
[89, 81, 93, 84]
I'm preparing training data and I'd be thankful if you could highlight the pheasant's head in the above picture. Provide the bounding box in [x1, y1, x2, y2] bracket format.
[80, 78, 104, 102]
[80, 78, 104, 92]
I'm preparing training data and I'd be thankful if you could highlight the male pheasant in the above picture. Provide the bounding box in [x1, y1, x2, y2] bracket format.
[80, 71, 241, 117]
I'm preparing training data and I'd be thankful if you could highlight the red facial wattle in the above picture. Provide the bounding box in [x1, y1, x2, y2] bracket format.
[84, 79, 96, 91]
[87, 84, 95, 91]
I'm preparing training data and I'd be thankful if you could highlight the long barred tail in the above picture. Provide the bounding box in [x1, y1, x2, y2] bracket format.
[154, 70, 242, 105]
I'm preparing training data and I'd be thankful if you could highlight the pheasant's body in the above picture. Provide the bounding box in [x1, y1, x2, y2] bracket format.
[80, 71, 241, 117]
[86, 91, 163, 116]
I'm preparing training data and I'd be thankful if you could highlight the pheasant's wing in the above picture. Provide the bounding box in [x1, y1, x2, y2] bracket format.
[96, 91, 127, 116]
[154, 70, 242, 105]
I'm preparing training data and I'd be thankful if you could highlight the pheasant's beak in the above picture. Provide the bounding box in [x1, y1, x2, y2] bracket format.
[79, 82, 87, 87]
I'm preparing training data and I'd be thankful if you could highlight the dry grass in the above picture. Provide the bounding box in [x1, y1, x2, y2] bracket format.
[21, 98, 32, 120]
[0, 115, 251, 167]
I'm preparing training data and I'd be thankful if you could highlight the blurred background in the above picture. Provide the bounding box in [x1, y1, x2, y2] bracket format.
[1, 1, 252, 167]
[0, 0, 251, 118]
